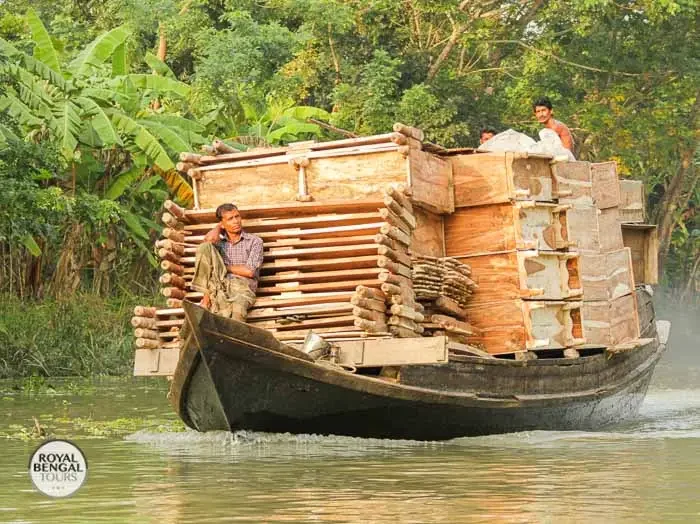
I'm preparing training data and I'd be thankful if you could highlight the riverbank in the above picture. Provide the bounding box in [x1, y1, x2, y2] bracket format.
[0, 293, 158, 379]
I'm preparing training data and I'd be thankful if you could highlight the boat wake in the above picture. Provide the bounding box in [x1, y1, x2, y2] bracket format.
[126, 388, 700, 455]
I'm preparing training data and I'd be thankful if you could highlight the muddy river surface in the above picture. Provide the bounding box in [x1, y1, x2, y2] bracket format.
[1, 331, 699, 522]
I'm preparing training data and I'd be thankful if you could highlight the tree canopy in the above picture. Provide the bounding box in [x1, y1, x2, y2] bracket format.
[0, 0, 697, 299]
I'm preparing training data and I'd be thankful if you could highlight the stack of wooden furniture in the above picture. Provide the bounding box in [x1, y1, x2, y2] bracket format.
[133, 124, 657, 375]
[134, 124, 458, 374]
[444, 151, 586, 355]
[553, 161, 641, 347]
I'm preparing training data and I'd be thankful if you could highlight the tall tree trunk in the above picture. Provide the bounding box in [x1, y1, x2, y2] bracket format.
[654, 94, 699, 278]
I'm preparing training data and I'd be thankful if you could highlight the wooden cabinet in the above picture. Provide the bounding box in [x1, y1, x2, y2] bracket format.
[445, 201, 572, 256]
[452, 152, 557, 207]
[465, 299, 585, 354]
[458, 251, 582, 305]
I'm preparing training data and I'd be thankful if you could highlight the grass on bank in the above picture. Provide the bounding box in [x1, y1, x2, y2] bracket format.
[0, 293, 156, 378]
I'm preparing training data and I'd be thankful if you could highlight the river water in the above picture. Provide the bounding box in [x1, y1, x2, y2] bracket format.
[1, 336, 699, 522]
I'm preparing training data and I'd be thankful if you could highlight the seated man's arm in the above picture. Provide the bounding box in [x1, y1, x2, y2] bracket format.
[228, 237, 264, 280]
[203, 224, 221, 243]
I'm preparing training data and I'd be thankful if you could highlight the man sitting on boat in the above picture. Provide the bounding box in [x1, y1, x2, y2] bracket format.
[532, 96, 574, 153]
[190, 203, 263, 321]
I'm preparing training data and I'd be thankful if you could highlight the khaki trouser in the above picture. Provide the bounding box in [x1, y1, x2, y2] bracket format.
[190, 243, 256, 321]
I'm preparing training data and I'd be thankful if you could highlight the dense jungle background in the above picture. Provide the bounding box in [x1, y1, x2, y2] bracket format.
[0, 0, 696, 377]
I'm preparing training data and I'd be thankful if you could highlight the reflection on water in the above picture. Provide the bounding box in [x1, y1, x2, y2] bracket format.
[1, 372, 700, 522]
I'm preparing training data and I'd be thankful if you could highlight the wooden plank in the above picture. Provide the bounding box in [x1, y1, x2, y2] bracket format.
[248, 315, 356, 331]
[622, 224, 659, 285]
[259, 223, 384, 241]
[261, 255, 379, 273]
[618, 179, 645, 223]
[197, 162, 297, 209]
[264, 243, 380, 260]
[591, 161, 621, 209]
[252, 292, 354, 308]
[257, 279, 382, 295]
[567, 204, 601, 252]
[264, 234, 377, 249]
[305, 149, 408, 201]
[334, 336, 448, 367]
[133, 347, 180, 376]
[184, 200, 384, 222]
[246, 303, 354, 320]
[259, 268, 382, 284]
[184, 212, 383, 233]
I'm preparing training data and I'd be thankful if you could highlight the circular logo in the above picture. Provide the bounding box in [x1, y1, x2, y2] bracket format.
[28, 439, 88, 497]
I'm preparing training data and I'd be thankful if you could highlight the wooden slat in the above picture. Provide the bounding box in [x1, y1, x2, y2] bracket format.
[249, 315, 356, 331]
[184, 212, 382, 233]
[261, 255, 379, 273]
[183, 200, 384, 222]
[257, 279, 381, 295]
[252, 292, 354, 308]
[258, 268, 382, 285]
[246, 302, 354, 320]
[264, 243, 379, 260]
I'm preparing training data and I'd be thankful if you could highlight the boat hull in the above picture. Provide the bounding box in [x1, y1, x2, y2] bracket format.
[170, 289, 666, 440]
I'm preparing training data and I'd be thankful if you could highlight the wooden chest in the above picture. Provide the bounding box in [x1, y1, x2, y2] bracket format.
[444, 201, 572, 256]
[458, 251, 582, 305]
[568, 205, 624, 253]
[195, 146, 454, 214]
[579, 248, 635, 301]
[452, 152, 556, 207]
[618, 179, 645, 223]
[465, 299, 585, 354]
[582, 293, 640, 347]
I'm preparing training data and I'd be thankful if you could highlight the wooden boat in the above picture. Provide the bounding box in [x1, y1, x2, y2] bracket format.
[168, 287, 668, 440]
[131, 126, 667, 439]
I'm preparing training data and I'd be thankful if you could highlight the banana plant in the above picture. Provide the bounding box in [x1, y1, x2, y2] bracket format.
[202, 93, 331, 147]
[0, 10, 206, 248]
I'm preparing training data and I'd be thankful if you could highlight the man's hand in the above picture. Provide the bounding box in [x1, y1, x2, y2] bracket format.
[199, 294, 212, 310]
[204, 224, 221, 243]
[227, 264, 255, 279]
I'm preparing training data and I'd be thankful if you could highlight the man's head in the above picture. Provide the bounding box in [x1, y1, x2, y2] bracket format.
[480, 128, 497, 144]
[533, 97, 554, 124]
[216, 203, 242, 236]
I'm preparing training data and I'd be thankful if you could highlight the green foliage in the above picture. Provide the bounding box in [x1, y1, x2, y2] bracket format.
[0, 0, 696, 319]
[0, 293, 141, 378]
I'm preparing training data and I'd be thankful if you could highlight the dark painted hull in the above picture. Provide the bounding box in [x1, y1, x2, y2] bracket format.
[170, 290, 666, 440]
